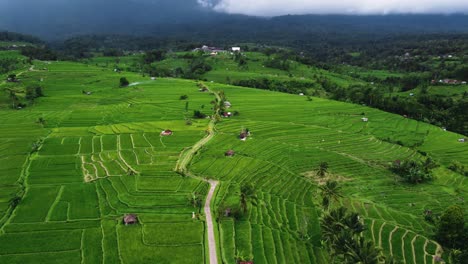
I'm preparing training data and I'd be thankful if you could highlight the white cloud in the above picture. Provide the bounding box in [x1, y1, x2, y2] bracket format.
[201, 0, 468, 16]
[197, 0, 213, 8]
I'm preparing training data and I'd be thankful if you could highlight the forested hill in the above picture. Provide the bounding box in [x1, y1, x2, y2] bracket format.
[1, 0, 468, 40]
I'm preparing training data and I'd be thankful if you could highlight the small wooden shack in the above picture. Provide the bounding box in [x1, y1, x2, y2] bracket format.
[123, 214, 138, 225]
[161, 130, 173, 136]
[240, 132, 247, 140]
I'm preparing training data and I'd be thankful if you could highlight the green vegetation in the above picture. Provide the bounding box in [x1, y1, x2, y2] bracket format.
[0, 61, 214, 263]
[0, 36, 466, 263]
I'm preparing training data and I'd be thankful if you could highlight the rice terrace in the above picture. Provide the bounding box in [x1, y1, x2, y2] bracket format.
[0, 4, 468, 264]
[0, 49, 466, 264]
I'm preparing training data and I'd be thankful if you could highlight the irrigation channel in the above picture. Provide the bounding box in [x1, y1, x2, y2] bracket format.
[175, 85, 220, 264]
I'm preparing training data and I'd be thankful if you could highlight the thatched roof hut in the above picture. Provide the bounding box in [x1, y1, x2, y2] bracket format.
[239, 132, 247, 140]
[123, 214, 138, 225]
[161, 130, 173, 136]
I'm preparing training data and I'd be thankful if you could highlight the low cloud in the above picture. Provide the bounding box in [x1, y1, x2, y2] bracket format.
[200, 0, 468, 16]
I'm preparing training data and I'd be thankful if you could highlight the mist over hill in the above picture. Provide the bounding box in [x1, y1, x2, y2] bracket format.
[1, 0, 468, 41]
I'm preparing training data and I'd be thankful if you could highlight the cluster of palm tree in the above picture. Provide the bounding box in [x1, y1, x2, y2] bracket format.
[321, 207, 390, 264]
[318, 180, 397, 263]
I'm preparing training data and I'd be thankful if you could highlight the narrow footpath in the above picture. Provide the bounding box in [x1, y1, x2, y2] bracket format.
[175, 84, 220, 264]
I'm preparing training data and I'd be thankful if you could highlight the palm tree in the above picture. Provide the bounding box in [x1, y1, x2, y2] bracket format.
[344, 236, 383, 264]
[343, 212, 365, 235]
[319, 180, 343, 210]
[320, 207, 348, 244]
[240, 183, 257, 214]
[317, 161, 329, 177]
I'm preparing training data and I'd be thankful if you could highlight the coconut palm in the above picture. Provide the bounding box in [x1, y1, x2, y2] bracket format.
[240, 183, 257, 214]
[343, 212, 365, 235]
[319, 180, 343, 210]
[320, 207, 348, 244]
[317, 161, 329, 177]
[344, 236, 383, 264]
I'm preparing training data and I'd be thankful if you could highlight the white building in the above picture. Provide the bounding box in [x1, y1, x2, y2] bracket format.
[232, 47, 241, 52]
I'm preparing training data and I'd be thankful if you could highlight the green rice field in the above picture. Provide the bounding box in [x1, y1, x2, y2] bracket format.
[0, 53, 466, 263]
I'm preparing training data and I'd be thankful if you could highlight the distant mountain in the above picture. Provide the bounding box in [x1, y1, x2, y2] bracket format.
[1, 0, 468, 40]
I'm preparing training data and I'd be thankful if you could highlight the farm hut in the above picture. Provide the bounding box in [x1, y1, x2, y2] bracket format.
[161, 130, 173, 136]
[458, 138, 466, 143]
[123, 214, 138, 225]
[225, 150, 235, 157]
[224, 101, 232, 108]
[223, 112, 232, 118]
[232, 47, 241, 52]
[239, 132, 248, 141]
[299, 93, 304, 96]
[151, 77, 156, 80]
[361, 117, 369, 122]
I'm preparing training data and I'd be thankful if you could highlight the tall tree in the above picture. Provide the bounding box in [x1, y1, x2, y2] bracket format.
[319, 180, 342, 210]
[119, 77, 129, 87]
[317, 161, 329, 177]
[345, 236, 383, 264]
[436, 205, 465, 249]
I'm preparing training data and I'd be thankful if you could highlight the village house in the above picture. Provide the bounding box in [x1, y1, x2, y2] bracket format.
[361, 117, 369, 122]
[224, 101, 232, 108]
[232, 47, 241, 52]
[458, 138, 466, 143]
[123, 214, 138, 225]
[439, 79, 462, 85]
[193, 45, 226, 53]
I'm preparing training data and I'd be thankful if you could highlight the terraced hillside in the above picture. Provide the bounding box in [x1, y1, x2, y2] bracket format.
[189, 84, 467, 263]
[0, 61, 216, 263]
[0, 58, 466, 264]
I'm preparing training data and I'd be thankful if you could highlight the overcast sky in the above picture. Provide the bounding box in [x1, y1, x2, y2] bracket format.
[198, 0, 468, 16]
